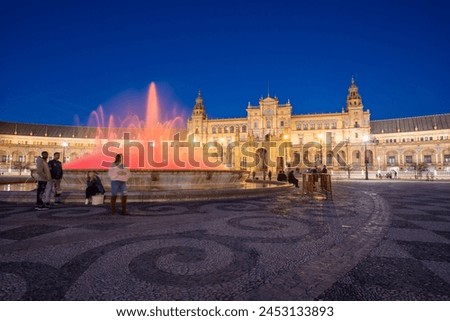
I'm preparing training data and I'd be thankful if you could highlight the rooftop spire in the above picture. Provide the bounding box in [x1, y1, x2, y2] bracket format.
[346, 76, 363, 110]
[192, 89, 206, 119]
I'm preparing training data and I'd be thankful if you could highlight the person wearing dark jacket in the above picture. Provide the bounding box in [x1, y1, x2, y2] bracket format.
[288, 170, 299, 188]
[85, 171, 105, 205]
[47, 152, 63, 204]
[277, 170, 287, 182]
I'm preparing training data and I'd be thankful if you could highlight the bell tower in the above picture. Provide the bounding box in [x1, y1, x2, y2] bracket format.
[188, 90, 208, 142]
[346, 76, 363, 111]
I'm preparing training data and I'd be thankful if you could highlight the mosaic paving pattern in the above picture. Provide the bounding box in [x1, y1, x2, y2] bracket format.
[0, 181, 449, 300]
[319, 181, 450, 300]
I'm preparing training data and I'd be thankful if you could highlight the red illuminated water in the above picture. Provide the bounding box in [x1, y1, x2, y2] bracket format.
[64, 83, 214, 170]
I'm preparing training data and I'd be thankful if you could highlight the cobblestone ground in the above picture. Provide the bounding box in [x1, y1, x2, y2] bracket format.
[0, 181, 449, 300]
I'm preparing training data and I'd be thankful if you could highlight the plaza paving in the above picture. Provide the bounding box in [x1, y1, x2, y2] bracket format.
[0, 180, 449, 300]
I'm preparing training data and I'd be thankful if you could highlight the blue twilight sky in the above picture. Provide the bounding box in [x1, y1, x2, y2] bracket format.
[0, 0, 449, 126]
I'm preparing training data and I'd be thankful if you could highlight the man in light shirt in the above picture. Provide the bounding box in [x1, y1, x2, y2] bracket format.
[108, 154, 130, 215]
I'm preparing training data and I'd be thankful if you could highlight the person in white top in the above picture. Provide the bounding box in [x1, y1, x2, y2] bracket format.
[108, 154, 130, 215]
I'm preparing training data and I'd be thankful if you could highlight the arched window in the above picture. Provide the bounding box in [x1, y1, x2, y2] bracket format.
[212, 127, 217, 134]
[230, 126, 234, 133]
[242, 125, 247, 133]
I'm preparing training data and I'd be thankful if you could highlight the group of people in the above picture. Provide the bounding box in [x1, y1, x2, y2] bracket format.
[34, 152, 130, 215]
[276, 165, 328, 188]
[34, 151, 63, 210]
[276, 170, 299, 188]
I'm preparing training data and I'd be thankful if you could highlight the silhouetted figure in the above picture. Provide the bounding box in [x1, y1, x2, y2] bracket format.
[48, 152, 63, 204]
[85, 171, 105, 204]
[288, 170, 299, 188]
[277, 170, 287, 182]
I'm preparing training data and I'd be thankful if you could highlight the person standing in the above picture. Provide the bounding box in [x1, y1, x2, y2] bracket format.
[268, 170, 272, 181]
[35, 151, 51, 210]
[47, 152, 63, 205]
[321, 165, 328, 174]
[108, 154, 130, 215]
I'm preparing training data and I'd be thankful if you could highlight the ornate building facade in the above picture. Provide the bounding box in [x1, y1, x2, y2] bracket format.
[187, 79, 450, 174]
[1, 79, 449, 175]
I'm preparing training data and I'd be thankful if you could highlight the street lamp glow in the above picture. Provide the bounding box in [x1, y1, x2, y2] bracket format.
[362, 134, 369, 143]
[62, 142, 68, 147]
[283, 134, 289, 140]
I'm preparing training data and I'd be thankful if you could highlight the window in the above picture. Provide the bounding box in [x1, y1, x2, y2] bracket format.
[324, 123, 330, 129]
[280, 120, 284, 127]
[424, 155, 432, 163]
[388, 156, 396, 165]
[355, 133, 359, 139]
[303, 124, 308, 130]
[1, 155, 6, 162]
[242, 125, 247, 133]
[310, 123, 315, 130]
[267, 120, 271, 128]
[405, 156, 413, 164]
[444, 154, 450, 163]
[195, 128, 199, 134]
[254, 122, 258, 129]
[317, 123, 322, 129]
[218, 127, 222, 134]
[331, 122, 337, 129]
[230, 126, 234, 133]
[296, 122, 301, 130]
[212, 127, 217, 134]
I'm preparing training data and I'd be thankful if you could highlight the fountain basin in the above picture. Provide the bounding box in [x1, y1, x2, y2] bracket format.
[62, 169, 249, 190]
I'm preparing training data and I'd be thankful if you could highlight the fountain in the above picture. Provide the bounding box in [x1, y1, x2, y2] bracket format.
[61, 82, 248, 193]
[0, 83, 290, 203]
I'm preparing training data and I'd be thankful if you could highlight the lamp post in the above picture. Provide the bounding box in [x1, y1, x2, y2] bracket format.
[283, 134, 289, 169]
[363, 135, 369, 180]
[62, 142, 68, 163]
[377, 156, 381, 178]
